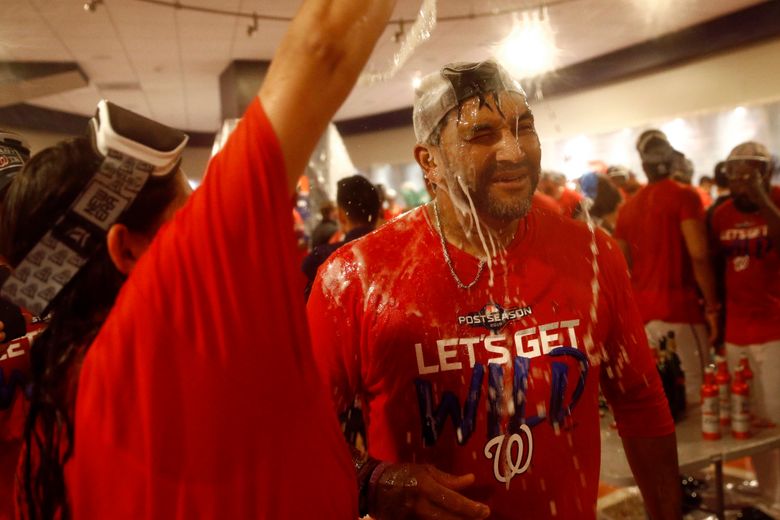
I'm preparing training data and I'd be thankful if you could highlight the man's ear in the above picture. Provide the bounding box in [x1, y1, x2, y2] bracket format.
[106, 224, 150, 275]
[337, 207, 348, 227]
[414, 144, 439, 188]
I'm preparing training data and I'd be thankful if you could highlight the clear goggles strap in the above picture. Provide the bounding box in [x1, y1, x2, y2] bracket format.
[0, 149, 154, 316]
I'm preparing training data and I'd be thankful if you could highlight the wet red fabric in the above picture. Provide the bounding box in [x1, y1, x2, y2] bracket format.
[558, 187, 584, 217]
[615, 178, 705, 324]
[308, 200, 672, 520]
[66, 99, 357, 519]
[709, 187, 780, 345]
[0, 315, 43, 520]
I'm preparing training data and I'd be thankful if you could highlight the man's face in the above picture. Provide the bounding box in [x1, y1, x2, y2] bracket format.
[433, 90, 541, 223]
[726, 158, 770, 212]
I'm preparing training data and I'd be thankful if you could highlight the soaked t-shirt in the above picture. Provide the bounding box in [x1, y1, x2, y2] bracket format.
[614, 178, 705, 324]
[65, 99, 357, 518]
[308, 201, 673, 520]
[709, 187, 780, 345]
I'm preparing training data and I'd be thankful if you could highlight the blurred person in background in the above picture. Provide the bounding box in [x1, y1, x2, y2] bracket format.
[606, 165, 630, 200]
[698, 175, 714, 205]
[623, 170, 644, 198]
[310, 200, 339, 248]
[302, 174, 380, 300]
[580, 172, 622, 234]
[708, 141, 780, 513]
[615, 129, 720, 405]
[708, 161, 731, 217]
[0, 0, 396, 517]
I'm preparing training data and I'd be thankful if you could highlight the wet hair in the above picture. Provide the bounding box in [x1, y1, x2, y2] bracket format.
[336, 175, 381, 226]
[0, 137, 182, 520]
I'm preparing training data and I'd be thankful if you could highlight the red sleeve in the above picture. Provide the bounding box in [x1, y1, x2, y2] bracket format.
[68, 99, 357, 518]
[307, 248, 365, 417]
[679, 185, 704, 222]
[597, 231, 675, 438]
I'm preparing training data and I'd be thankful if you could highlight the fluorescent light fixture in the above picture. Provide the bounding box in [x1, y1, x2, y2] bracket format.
[495, 8, 559, 79]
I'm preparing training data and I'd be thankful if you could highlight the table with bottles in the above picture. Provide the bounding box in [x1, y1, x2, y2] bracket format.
[599, 405, 780, 519]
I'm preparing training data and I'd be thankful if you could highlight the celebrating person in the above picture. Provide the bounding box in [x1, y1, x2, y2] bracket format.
[308, 60, 680, 520]
[709, 141, 780, 511]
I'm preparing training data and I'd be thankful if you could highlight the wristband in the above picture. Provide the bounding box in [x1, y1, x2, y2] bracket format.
[367, 462, 389, 515]
[357, 457, 381, 517]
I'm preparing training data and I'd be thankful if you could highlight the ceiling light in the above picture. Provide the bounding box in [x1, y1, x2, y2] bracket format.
[495, 8, 559, 79]
[412, 73, 422, 90]
[83, 0, 102, 12]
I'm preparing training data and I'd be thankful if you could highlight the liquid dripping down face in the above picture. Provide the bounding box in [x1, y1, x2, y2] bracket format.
[433, 90, 541, 226]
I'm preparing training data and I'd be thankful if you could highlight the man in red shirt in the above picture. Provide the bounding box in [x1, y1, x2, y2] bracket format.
[308, 61, 679, 520]
[615, 130, 720, 405]
[709, 141, 780, 511]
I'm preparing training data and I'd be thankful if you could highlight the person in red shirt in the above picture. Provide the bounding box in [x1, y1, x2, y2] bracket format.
[539, 171, 584, 218]
[615, 130, 720, 406]
[0, 1, 396, 518]
[308, 60, 679, 520]
[709, 141, 780, 510]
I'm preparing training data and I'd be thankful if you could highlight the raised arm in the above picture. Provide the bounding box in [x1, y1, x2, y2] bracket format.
[259, 0, 397, 192]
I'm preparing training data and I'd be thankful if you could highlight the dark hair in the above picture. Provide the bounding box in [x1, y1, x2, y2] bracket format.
[590, 175, 622, 219]
[0, 137, 182, 520]
[336, 175, 381, 226]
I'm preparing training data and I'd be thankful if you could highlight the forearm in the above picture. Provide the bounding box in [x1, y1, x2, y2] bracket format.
[259, 0, 397, 191]
[757, 194, 780, 245]
[622, 433, 681, 520]
[691, 256, 719, 309]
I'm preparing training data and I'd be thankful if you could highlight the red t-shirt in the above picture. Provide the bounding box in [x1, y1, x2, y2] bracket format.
[308, 201, 672, 520]
[614, 178, 705, 323]
[709, 187, 780, 345]
[696, 187, 713, 209]
[65, 99, 357, 518]
[1, 315, 43, 520]
[558, 188, 583, 218]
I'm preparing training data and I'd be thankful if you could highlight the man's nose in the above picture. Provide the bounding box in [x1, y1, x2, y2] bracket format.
[496, 128, 525, 163]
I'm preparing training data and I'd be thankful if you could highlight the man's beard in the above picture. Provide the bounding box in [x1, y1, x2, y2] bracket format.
[470, 163, 540, 221]
[733, 195, 759, 213]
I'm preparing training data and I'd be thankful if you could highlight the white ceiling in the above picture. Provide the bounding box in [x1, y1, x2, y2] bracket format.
[0, 0, 765, 132]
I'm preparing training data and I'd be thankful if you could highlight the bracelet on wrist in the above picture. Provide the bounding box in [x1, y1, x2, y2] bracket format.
[367, 462, 389, 515]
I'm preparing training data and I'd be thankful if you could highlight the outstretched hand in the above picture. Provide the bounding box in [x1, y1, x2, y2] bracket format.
[370, 463, 490, 520]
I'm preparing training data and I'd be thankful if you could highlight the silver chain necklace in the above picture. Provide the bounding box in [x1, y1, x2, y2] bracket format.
[433, 199, 486, 290]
